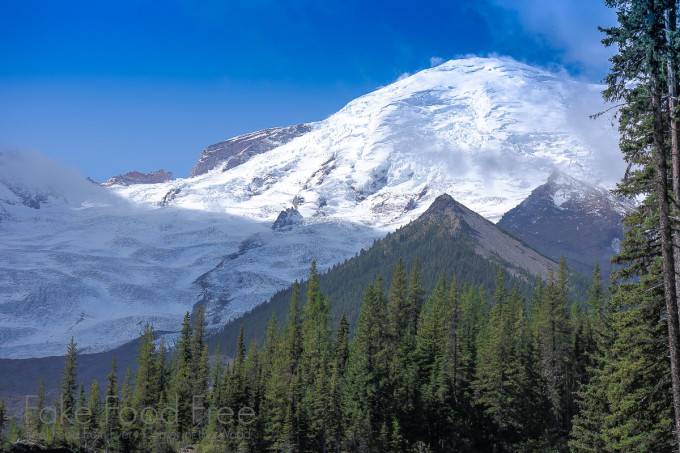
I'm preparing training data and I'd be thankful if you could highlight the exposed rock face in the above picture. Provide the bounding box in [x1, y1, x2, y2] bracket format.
[4, 185, 48, 209]
[189, 124, 313, 177]
[272, 207, 302, 231]
[498, 171, 635, 278]
[102, 169, 173, 186]
[423, 194, 557, 279]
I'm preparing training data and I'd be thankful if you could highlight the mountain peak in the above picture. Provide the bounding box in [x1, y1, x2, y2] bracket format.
[416, 195, 556, 279]
[422, 193, 464, 215]
[102, 169, 173, 187]
[498, 172, 634, 276]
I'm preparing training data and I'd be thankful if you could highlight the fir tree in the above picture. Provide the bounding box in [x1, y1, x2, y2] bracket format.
[300, 262, 333, 450]
[330, 312, 349, 449]
[406, 259, 426, 334]
[535, 259, 573, 435]
[416, 273, 451, 449]
[59, 337, 78, 429]
[0, 399, 7, 436]
[192, 307, 210, 399]
[344, 277, 391, 450]
[133, 324, 160, 417]
[102, 357, 120, 449]
[257, 314, 282, 450]
[169, 312, 194, 436]
[388, 258, 409, 342]
[280, 280, 304, 451]
[598, 0, 680, 445]
[87, 380, 102, 432]
[28, 377, 46, 438]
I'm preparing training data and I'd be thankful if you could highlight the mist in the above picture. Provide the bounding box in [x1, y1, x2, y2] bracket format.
[0, 149, 129, 208]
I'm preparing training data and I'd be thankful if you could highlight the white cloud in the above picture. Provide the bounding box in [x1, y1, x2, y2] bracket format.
[0, 149, 128, 208]
[429, 56, 444, 67]
[396, 72, 411, 81]
[482, 0, 617, 80]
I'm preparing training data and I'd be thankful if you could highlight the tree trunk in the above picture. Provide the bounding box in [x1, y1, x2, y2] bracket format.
[665, 7, 680, 358]
[651, 69, 680, 450]
[666, 7, 680, 198]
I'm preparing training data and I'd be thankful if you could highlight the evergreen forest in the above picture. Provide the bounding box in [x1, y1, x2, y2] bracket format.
[6, 0, 680, 451]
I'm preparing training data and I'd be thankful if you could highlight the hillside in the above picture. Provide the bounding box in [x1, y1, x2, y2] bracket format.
[208, 194, 587, 354]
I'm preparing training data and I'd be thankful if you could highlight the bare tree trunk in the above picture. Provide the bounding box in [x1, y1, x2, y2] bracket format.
[652, 69, 680, 450]
[666, 7, 680, 198]
[665, 7, 680, 350]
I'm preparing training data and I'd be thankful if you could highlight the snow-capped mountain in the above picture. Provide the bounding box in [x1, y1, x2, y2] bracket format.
[117, 57, 621, 224]
[498, 171, 634, 278]
[0, 57, 623, 359]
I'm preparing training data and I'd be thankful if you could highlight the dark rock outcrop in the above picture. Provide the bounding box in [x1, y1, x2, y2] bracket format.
[102, 169, 173, 186]
[272, 207, 302, 231]
[190, 124, 312, 177]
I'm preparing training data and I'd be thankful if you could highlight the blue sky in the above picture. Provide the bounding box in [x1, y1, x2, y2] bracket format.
[0, 0, 616, 182]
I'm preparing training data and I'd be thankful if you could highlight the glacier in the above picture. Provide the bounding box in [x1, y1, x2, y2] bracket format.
[0, 56, 624, 358]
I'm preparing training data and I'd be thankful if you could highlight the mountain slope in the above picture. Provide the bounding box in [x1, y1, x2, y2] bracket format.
[209, 194, 565, 353]
[0, 57, 621, 359]
[190, 124, 313, 177]
[115, 56, 621, 225]
[498, 171, 633, 277]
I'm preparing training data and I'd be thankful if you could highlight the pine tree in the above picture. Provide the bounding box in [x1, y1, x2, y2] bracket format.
[473, 268, 549, 449]
[133, 324, 160, 421]
[59, 337, 78, 429]
[80, 380, 103, 452]
[102, 357, 120, 449]
[300, 261, 333, 450]
[76, 384, 86, 439]
[28, 377, 46, 438]
[344, 277, 391, 450]
[570, 292, 614, 452]
[119, 366, 135, 427]
[330, 313, 349, 449]
[87, 380, 102, 432]
[169, 312, 194, 436]
[192, 308, 209, 391]
[599, 280, 672, 450]
[242, 339, 261, 451]
[598, 0, 680, 445]
[586, 262, 605, 317]
[406, 259, 426, 334]
[571, 265, 675, 450]
[388, 258, 409, 343]
[261, 319, 288, 451]
[416, 273, 451, 449]
[535, 259, 573, 435]
[0, 399, 7, 436]
[284, 280, 303, 377]
[280, 280, 304, 451]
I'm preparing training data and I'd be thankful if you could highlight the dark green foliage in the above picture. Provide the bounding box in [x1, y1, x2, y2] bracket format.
[168, 312, 194, 436]
[568, 1, 680, 450]
[534, 258, 573, 436]
[0, 399, 7, 436]
[207, 210, 570, 356]
[571, 273, 674, 452]
[344, 278, 392, 450]
[26, 377, 46, 438]
[474, 269, 549, 450]
[18, 260, 603, 452]
[58, 337, 78, 429]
